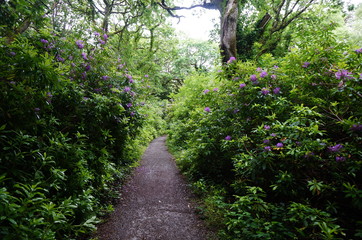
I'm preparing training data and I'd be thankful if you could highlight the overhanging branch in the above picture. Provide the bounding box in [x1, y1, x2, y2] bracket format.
[156, 0, 220, 19]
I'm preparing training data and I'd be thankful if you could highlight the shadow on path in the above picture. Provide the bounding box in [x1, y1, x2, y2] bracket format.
[94, 136, 213, 240]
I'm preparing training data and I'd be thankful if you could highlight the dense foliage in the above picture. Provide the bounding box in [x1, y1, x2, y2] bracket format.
[0, 27, 168, 238]
[1, 0, 361, 239]
[167, 21, 362, 239]
[0, 0, 171, 239]
[236, 0, 360, 60]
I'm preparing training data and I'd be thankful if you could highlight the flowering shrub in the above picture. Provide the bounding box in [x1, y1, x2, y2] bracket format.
[168, 25, 362, 239]
[0, 28, 164, 239]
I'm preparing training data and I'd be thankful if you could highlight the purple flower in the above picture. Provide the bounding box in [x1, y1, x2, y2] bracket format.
[271, 74, 277, 80]
[271, 133, 277, 137]
[273, 65, 279, 69]
[239, 83, 246, 88]
[225, 135, 232, 140]
[256, 67, 262, 72]
[81, 52, 88, 60]
[273, 87, 281, 94]
[264, 125, 271, 130]
[76, 40, 84, 49]
[276, 142, 284, 148]
[130, 112, 135, 116]
[263, 139, 270, 144]
[10, 81, 16, 85]
[47, 43, 55, 49]
[233, 109, 239, 114]
[213, 88, 219, 91]
[102, 75, 110, 80]
[336, 156, 346, 162]
[124, 86, 131, 92]
[94, 88, 102, 92]
[41, 39, 48, 44]
[103, 34, 108, 41]
[261, 88, 270, 95]
[94, 32, 100, 36]
[85, 65, 91, 71]
[335, 69, 353, 80]
[46, 92, 53, 98]
[351, 124, 362, 132]
[56, 56, 65, 62]
[264, 146, 271, 151]
[328, 144, 343, 152]
[203, 89, 210, 94]
[250, 75, 258, 82]
[260, 71, 268, 78]
[129, 79, 134, 83]
[81, 72, 87, 79]
[355, 48, 362, 53]
[10, 52, 16, 56]
[144, 74, 149, 78]
[34, 107, 41, 112]
[126, 103, 132, 108]
[227, 56, 236, 63]
[302, 62, 310, 68]
[204, 107, 211, 112]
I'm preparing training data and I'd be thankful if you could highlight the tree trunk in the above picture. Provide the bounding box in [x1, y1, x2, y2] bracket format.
[157, 0, 239, 63]
[220, 0, 238, 63]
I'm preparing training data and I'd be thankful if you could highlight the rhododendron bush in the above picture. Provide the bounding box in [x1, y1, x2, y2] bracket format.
[0, 28, 165, 239]
[167, 23, 362, 239]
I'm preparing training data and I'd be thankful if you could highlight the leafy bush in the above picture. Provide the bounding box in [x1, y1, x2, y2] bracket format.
[168, 22, 362, 239]
[0, 27, 164, 239]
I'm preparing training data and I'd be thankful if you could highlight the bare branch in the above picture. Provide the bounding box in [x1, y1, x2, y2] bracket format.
[156, 0, 220, 19]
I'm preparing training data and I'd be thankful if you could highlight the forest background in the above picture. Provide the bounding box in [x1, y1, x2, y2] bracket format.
[0, 0, 361, 239]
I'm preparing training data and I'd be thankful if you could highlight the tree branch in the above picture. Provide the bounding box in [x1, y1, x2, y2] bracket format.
[156, 0, 221, 19]
[272, 0, 315, 33]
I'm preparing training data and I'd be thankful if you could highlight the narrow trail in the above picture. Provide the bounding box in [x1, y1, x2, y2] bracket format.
[95, 136, 214, 240]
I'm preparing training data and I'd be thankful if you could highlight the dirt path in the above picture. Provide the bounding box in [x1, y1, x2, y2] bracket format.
[94, 136, 214, 240]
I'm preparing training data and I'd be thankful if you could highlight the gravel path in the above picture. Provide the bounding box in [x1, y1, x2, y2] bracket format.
[94, 136, 213, 240]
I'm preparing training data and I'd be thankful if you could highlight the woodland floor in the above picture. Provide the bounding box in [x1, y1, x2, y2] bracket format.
[94, 136, 216, 240]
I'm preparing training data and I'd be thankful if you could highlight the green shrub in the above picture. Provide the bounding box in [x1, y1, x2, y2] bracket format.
[0, 28, 162, 239]
[167, 22, 362, 239]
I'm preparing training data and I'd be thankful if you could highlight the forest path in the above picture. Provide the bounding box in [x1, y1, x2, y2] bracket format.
[94, 136, 214, 240]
